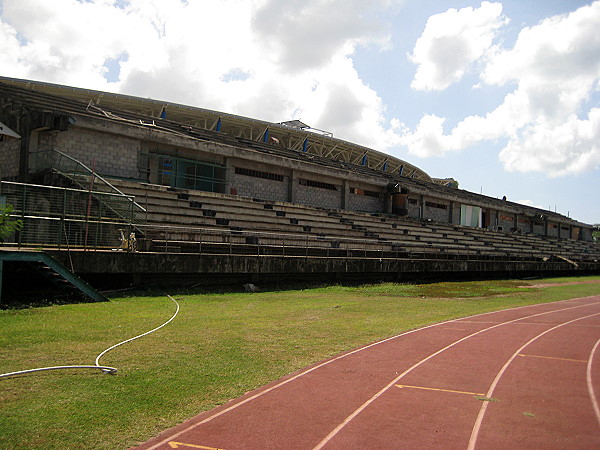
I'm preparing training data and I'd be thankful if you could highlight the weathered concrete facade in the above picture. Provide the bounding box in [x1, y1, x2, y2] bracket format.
[46, 250, 598, 289]
[0, 138, 19, 178]
[0, 78, 594, 242]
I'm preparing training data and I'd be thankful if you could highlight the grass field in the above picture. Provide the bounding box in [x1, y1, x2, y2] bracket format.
[1, 276, 599, 448]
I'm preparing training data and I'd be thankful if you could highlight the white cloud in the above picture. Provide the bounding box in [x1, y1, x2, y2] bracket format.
[252, 0, 399, 72]
[404, 1, 600, 177]
[399, 114, 452, 157]
[499, 109, 600, 176]
[0, 18, 25, 78]
[1, 0, 133, 90]
[409, 1, 507, 91]
[0, 0, 403, 151]
[3, 0, 598, 180]
[514, 199, 545, 210]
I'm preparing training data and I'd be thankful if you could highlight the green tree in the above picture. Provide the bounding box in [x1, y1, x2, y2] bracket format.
[0, 204, 23, 242]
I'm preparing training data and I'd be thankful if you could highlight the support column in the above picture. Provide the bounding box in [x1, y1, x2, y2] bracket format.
[384, 192, 392, 214]
[224, 159, 234, 195]
[288, 170, 298, 203]
[18, 117, 31, 182]
[342, 180, 349, 210]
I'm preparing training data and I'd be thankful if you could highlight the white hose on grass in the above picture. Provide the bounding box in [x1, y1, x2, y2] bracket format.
[0, 295, 180, 379]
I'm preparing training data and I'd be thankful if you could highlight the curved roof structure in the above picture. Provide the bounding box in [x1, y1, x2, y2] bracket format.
[0, 76, 432, 182]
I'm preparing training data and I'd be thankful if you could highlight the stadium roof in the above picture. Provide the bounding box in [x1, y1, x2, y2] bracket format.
[0, 76, 432, 182]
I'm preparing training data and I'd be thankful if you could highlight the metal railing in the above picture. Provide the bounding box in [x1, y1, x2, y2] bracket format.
[29, 149, 146, 226]
[2, 181, 598, 263]
[3, 215, 596, 263]
[105, 223, 598, 263]
[0, 181, 138, 250]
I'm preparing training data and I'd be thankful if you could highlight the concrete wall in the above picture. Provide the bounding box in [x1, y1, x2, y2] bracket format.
[347, 193, 382, 212]
[347, 183, 383, 212]
[517, 217, 533, 234]
[581, 227, 592, 241]
[19, 112, 591, 242]
[406, 197, 421, 218]
[450, 203, 461, 225]
[53, 127, 141, 179]
[497, 212, 515, 232]
[0, 138, 20, 179]
[422, 196, 450, 222]
[533, 221, 545, 235]
[48, 250, 599, 285]
[295, 180, 342, 210]
[231, 172, 289, 202]
[227, 157, 289, 202]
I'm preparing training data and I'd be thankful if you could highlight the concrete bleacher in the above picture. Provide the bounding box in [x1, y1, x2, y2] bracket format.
[87, 177, 598, 263]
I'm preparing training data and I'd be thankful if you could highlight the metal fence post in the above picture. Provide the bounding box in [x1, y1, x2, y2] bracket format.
[19, 184, 26, 248]
[58, 189, 66, 250]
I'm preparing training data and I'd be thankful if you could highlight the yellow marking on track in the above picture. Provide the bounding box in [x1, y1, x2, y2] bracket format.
[168, 442, 226, 450]
[518, 353, 587, 363]
[395, 384, 485, 397]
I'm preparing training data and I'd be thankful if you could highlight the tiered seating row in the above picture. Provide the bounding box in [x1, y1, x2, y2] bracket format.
[103, 178, 599, 262]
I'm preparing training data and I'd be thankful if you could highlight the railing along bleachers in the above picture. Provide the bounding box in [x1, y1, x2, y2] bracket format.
[9, 176, 596, 264]
[103, 178, 598, 263]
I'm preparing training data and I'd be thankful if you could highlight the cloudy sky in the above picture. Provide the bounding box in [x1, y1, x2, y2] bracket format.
[1, 0, 599, 224]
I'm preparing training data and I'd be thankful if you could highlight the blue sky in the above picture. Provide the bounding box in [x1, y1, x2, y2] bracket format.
[1, 0, 599, 224]
[354, 0, 599, 222]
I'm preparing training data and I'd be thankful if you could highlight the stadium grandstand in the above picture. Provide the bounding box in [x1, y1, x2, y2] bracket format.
[0, 76, 598, 302]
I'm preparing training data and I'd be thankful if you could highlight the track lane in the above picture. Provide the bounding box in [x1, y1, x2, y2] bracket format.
[313, 299, 600, 449]
[588, 338, 600, 426]
[138, 296, 600, 450]
[467, 311, 600, 449]
[471, 319, 600, 449]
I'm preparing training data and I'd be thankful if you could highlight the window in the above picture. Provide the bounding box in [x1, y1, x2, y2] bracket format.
[425, 201, 447, 210]
[460, 205, 482, 227]
[157, 155, 226, 193]
[235, 167, 284, 182]
[299, 178, 338, 191]
[350, 188, 380, 198]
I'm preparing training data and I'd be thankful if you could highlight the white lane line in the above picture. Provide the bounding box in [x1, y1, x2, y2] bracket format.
[467, 311, 600, 450]
[144, 296, 597, 450]
[143, 313, 458, 449]
[586, 338, 600, 427]
[311, 300, 600, 450]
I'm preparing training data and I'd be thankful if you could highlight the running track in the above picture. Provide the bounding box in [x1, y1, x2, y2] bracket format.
[138, 295, 600, 449]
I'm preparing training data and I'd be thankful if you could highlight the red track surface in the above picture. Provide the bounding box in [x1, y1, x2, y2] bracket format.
[138, 295, 600, 449]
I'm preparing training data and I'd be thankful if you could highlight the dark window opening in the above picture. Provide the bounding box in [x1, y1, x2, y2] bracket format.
[299, 178, 338, 191]
[157, 155, 226, 193]
[350, 187, 381, 198]
[235, 167, 284, 182]
[425, 201, 448, 210]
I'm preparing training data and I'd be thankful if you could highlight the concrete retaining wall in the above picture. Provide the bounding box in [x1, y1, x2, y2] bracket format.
[47, 250, 598, 289]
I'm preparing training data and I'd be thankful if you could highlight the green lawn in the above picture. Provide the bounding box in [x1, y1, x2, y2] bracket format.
[1, 276, 599, 449]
